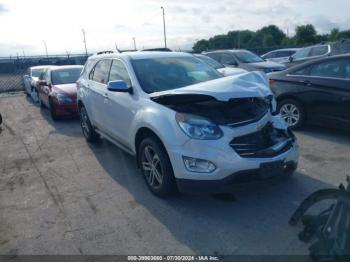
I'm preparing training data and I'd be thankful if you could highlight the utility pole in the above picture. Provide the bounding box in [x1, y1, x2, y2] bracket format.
[161, 6, 167, 48]
[82, 29, 88, 57]
[237, 31, 240, 49]
[133, 37, 137, 50]
[42, 40, 48, 57]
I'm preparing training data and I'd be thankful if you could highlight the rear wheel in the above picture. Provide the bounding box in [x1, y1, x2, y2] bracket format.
[79, 105, 99, 143]
[138, 137, 176, 197]
[278, 99, 306, 129]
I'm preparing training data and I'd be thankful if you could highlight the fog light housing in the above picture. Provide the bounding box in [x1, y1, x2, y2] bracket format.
[183, 156, 216, 173]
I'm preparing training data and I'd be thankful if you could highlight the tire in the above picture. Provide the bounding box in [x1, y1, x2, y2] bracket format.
[37, 91, 45, 108]
[138, 137, 177, 197]
[49, 98, 58, 121]
[278, 99, 306, 129]
[79, 105, 99, 143]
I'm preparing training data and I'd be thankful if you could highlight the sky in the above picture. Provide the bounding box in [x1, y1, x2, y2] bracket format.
[0, 0, 349, 56]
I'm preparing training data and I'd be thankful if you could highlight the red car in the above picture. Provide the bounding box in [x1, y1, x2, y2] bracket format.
[36, 65, 83, 120]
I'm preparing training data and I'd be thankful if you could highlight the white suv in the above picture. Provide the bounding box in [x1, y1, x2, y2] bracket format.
[77, 51, 299, 197]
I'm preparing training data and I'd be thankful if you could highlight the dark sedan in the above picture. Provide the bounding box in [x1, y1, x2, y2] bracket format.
[268, 54, 350, 129]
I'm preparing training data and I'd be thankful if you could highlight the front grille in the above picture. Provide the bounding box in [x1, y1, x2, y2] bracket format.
[230, 123, 294, 158]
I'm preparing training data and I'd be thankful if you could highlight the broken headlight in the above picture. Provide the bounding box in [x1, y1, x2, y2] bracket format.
[176, 113, 223, 140]
[265, 95, 277, 115]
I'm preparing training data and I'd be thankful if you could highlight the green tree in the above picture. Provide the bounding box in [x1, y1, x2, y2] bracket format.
[257, 25, 286, 46]
[192, 39, 209, 53]
[294, 24, 317, 45]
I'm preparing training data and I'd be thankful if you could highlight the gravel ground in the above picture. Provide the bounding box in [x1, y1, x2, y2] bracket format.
[0, 94, 350, 257]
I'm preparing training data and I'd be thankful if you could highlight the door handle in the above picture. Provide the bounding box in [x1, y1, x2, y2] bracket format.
[341, 97, 350, 101]
[301, 80, 312, 86]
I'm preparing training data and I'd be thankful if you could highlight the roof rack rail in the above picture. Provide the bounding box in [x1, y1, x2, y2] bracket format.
[95, 50, 119, 55]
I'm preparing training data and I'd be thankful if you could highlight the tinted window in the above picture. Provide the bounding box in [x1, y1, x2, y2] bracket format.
[131, 56, 222, 93]
[31, 68, 45, 78]
[234, 51, 264, 63]
[205, 53, 220, 62]
[220, 53, 236, 64]
[51, 68, 83, 85]
[92, 59, 112, 84]
[292, 47, 312, 61]
[290, 66, 310, 75]
[275, 51, 295, 58]
[310, 45, 328, 57]
[262, 52, 275, 59]
[309, 59, 349, 79]
[108, 60, 132, 86]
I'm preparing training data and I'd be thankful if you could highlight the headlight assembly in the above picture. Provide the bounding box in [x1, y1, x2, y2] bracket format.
[175, 113, 223, 140]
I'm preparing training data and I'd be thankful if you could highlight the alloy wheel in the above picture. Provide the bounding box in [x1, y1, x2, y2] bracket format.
[141, 146, 163, 189]
[280, 103, 300, 127]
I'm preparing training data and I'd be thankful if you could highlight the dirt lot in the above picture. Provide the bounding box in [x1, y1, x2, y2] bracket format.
[1, 94, 350, 256]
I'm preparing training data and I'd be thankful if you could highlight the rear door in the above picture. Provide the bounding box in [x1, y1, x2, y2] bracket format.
[87, 59, 112, 129]
[304, 57, 350, 125]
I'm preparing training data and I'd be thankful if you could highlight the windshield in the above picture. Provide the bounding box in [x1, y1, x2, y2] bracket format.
[235, 51, 264, 63]
[131, 56, 222, 94]
[51, 68, 82, 85]
[31, 68, 45, 78]
[194, 55, 224, 69]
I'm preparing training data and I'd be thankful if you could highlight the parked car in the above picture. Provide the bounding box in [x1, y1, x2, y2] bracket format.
[287, 40, 350, 67]
[23, 65, 50, 101]
[194, 54, 247, 76]
[203, 49, 287, 73]
[261, 48, 300, 64]
[36, 65, 83, 120]
[268, 54, 350, 129]
[77, 51, 298, 197]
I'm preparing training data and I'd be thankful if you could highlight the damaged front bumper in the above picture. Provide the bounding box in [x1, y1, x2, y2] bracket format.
[167, 114, 299, 194]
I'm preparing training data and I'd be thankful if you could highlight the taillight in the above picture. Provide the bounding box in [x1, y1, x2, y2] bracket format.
[269, 79, 275, 86]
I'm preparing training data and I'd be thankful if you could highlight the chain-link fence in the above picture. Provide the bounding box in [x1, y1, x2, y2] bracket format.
[0, 54, 88, 94]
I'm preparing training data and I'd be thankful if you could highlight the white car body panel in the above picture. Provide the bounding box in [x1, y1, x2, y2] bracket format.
[77, 52, 299, 188]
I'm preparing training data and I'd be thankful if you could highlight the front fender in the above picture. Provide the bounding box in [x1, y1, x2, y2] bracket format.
[130, 104, 190, 153]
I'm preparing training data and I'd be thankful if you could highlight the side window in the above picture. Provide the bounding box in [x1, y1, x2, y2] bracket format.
[206, 53, 220, 62]
[290, 66, 310, 76]
[263, 52, 275, 59]
[92, 59, 112, 84]
[309, 59, 348, 79]
[108, 60, 132, 86]
[346, 64, 350, 79]
[220, 53, 235, 64]
[309, 45, 328, 57]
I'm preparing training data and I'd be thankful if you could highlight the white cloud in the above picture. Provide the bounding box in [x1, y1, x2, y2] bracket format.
[0, 0, 349, 56]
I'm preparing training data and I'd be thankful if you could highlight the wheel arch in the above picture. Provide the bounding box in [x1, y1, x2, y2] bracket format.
[134, 127, 166, 168]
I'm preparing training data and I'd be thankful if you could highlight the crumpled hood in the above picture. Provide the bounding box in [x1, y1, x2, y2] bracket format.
[150, 71, 272, 102]
[52, 83, 77, 96]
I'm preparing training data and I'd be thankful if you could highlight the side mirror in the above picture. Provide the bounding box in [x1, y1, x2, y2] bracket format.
[38, 80, 47, 86]
[289, 56, 293, 62]
[107, 80, 132, 94]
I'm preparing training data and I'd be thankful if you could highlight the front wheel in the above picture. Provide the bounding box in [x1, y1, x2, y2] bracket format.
[49, 99, 58, 121]
[138, 137, 176, 197]
[278, 99, 306, 129]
